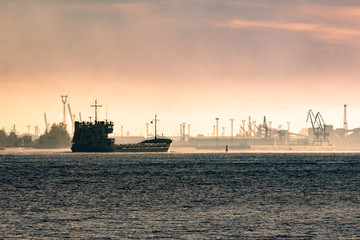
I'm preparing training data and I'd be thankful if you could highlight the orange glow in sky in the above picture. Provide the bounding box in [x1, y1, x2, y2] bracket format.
[1, 0, 360, 136]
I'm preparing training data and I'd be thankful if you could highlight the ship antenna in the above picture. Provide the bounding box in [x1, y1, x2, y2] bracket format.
[155, 114, 157, 139]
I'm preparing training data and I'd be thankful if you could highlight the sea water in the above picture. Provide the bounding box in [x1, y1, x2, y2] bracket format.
[0, 150, 359, 239]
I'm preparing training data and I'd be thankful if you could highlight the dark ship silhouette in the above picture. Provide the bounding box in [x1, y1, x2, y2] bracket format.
[71, 101, 172, 152]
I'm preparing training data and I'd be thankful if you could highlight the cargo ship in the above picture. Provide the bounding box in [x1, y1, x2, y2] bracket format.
[71, 115, 172, 152]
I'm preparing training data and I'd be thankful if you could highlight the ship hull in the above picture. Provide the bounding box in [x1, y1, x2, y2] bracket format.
[114, 143, 171, 152]
[71, 144, 171, 152]
[71, 145, 114, 152]
[71, 144, 170, 152]
[114, 147, 170, 152]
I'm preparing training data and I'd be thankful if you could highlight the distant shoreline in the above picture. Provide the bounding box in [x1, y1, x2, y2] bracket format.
[0, 147, 71, 151]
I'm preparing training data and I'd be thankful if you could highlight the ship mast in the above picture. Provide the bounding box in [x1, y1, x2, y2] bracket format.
[152, 114, 159, 139]
[91, 99, 102, 122]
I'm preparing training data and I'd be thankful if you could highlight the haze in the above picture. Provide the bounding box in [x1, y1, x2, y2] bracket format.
[1, 0, 360, 136]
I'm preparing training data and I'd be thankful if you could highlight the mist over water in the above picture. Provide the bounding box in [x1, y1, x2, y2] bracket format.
[0, 151, 359, 239]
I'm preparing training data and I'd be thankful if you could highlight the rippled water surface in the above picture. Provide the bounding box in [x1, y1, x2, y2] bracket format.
[0, 150, 359, 239]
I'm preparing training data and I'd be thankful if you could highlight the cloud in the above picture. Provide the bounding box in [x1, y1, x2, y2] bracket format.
[298, 5, 360, 22]
[216, 18, 360, 46]
[212, 1, 360, 47]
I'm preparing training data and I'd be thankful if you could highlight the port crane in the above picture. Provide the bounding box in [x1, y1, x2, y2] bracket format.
[306, 109, 329, 144]
[263, 116, 271, 138]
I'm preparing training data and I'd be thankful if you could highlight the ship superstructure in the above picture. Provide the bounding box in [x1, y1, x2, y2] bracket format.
[71, 121, 115, 152]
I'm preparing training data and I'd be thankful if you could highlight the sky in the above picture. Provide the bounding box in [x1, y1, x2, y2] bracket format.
[1, 0, 360, 136]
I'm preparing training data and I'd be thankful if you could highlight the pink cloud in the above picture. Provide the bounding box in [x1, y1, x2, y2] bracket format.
[216, 19, 360, 46]
[298, 5, 360, 22]
[216, 19, 319, 31]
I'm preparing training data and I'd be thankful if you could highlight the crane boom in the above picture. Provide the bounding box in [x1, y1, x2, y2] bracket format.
[248, 123, 256, 135]
[44, 113, 49, 133]
[239, 125, 248, 136]
[68, 104, 74, 131]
